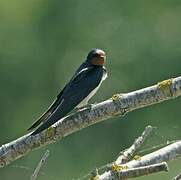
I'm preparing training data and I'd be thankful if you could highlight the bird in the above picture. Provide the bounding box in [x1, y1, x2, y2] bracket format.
[28, 48, 108, 136]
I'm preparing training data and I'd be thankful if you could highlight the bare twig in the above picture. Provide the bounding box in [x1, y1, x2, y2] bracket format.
[173, 172, 181, 180]
[124, 140, 181, 168]
[116, 125, 153, 164]
[0, 77, 181, 168]
[31, 150, 50, 180]
[99, 162, 168, 179]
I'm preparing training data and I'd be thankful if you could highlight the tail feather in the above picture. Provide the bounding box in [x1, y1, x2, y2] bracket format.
[27, 98, 61, 131]
[30, 116, 57, 136]
[27, 113, 50, 131]
[27, 119, 41, 131]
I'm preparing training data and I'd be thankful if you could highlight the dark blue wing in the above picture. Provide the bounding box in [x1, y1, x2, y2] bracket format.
[28, 62, 91, 131]
[31, 66, 104, 135]
[27, 85, 67, 131]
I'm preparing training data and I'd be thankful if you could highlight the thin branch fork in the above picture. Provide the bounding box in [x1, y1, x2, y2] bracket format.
[0, 76, 181, 168]
[116, 125, 153, 164]
[97, 126, 181, 180]
[94, 126, 160, 179]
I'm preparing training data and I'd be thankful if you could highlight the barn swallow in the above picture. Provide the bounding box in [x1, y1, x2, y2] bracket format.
[28, 49, 107, 135]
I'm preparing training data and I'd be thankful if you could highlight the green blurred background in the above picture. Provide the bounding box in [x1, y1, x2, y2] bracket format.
[0, 0, 181, 179]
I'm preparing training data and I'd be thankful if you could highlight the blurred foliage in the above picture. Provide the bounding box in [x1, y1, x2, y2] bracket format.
[0, 0, 181, 179]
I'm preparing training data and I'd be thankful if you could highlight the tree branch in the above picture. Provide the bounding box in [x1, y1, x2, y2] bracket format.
[98, 135, 181, 179]
[31, 150, 49, 180]
[0, 77, 181, 168]
[116, 125, 153, 164]
[97, 162, 168, 180]
[173, 172, 181, 180]
[124, 140, 181, 168]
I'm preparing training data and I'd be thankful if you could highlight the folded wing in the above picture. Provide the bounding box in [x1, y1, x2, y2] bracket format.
[30, 66, 104, 135]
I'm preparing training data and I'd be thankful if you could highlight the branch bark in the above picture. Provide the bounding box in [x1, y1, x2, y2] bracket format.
[113, 162, 168, 179]
[98, 162, 169, 180]
[0, 77, 181, 168]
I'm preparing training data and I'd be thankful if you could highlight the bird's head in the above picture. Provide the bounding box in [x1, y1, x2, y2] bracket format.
[86, 49, 106, 66]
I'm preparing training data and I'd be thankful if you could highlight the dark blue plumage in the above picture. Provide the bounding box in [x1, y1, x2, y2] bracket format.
[29, 49, 107, 135]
